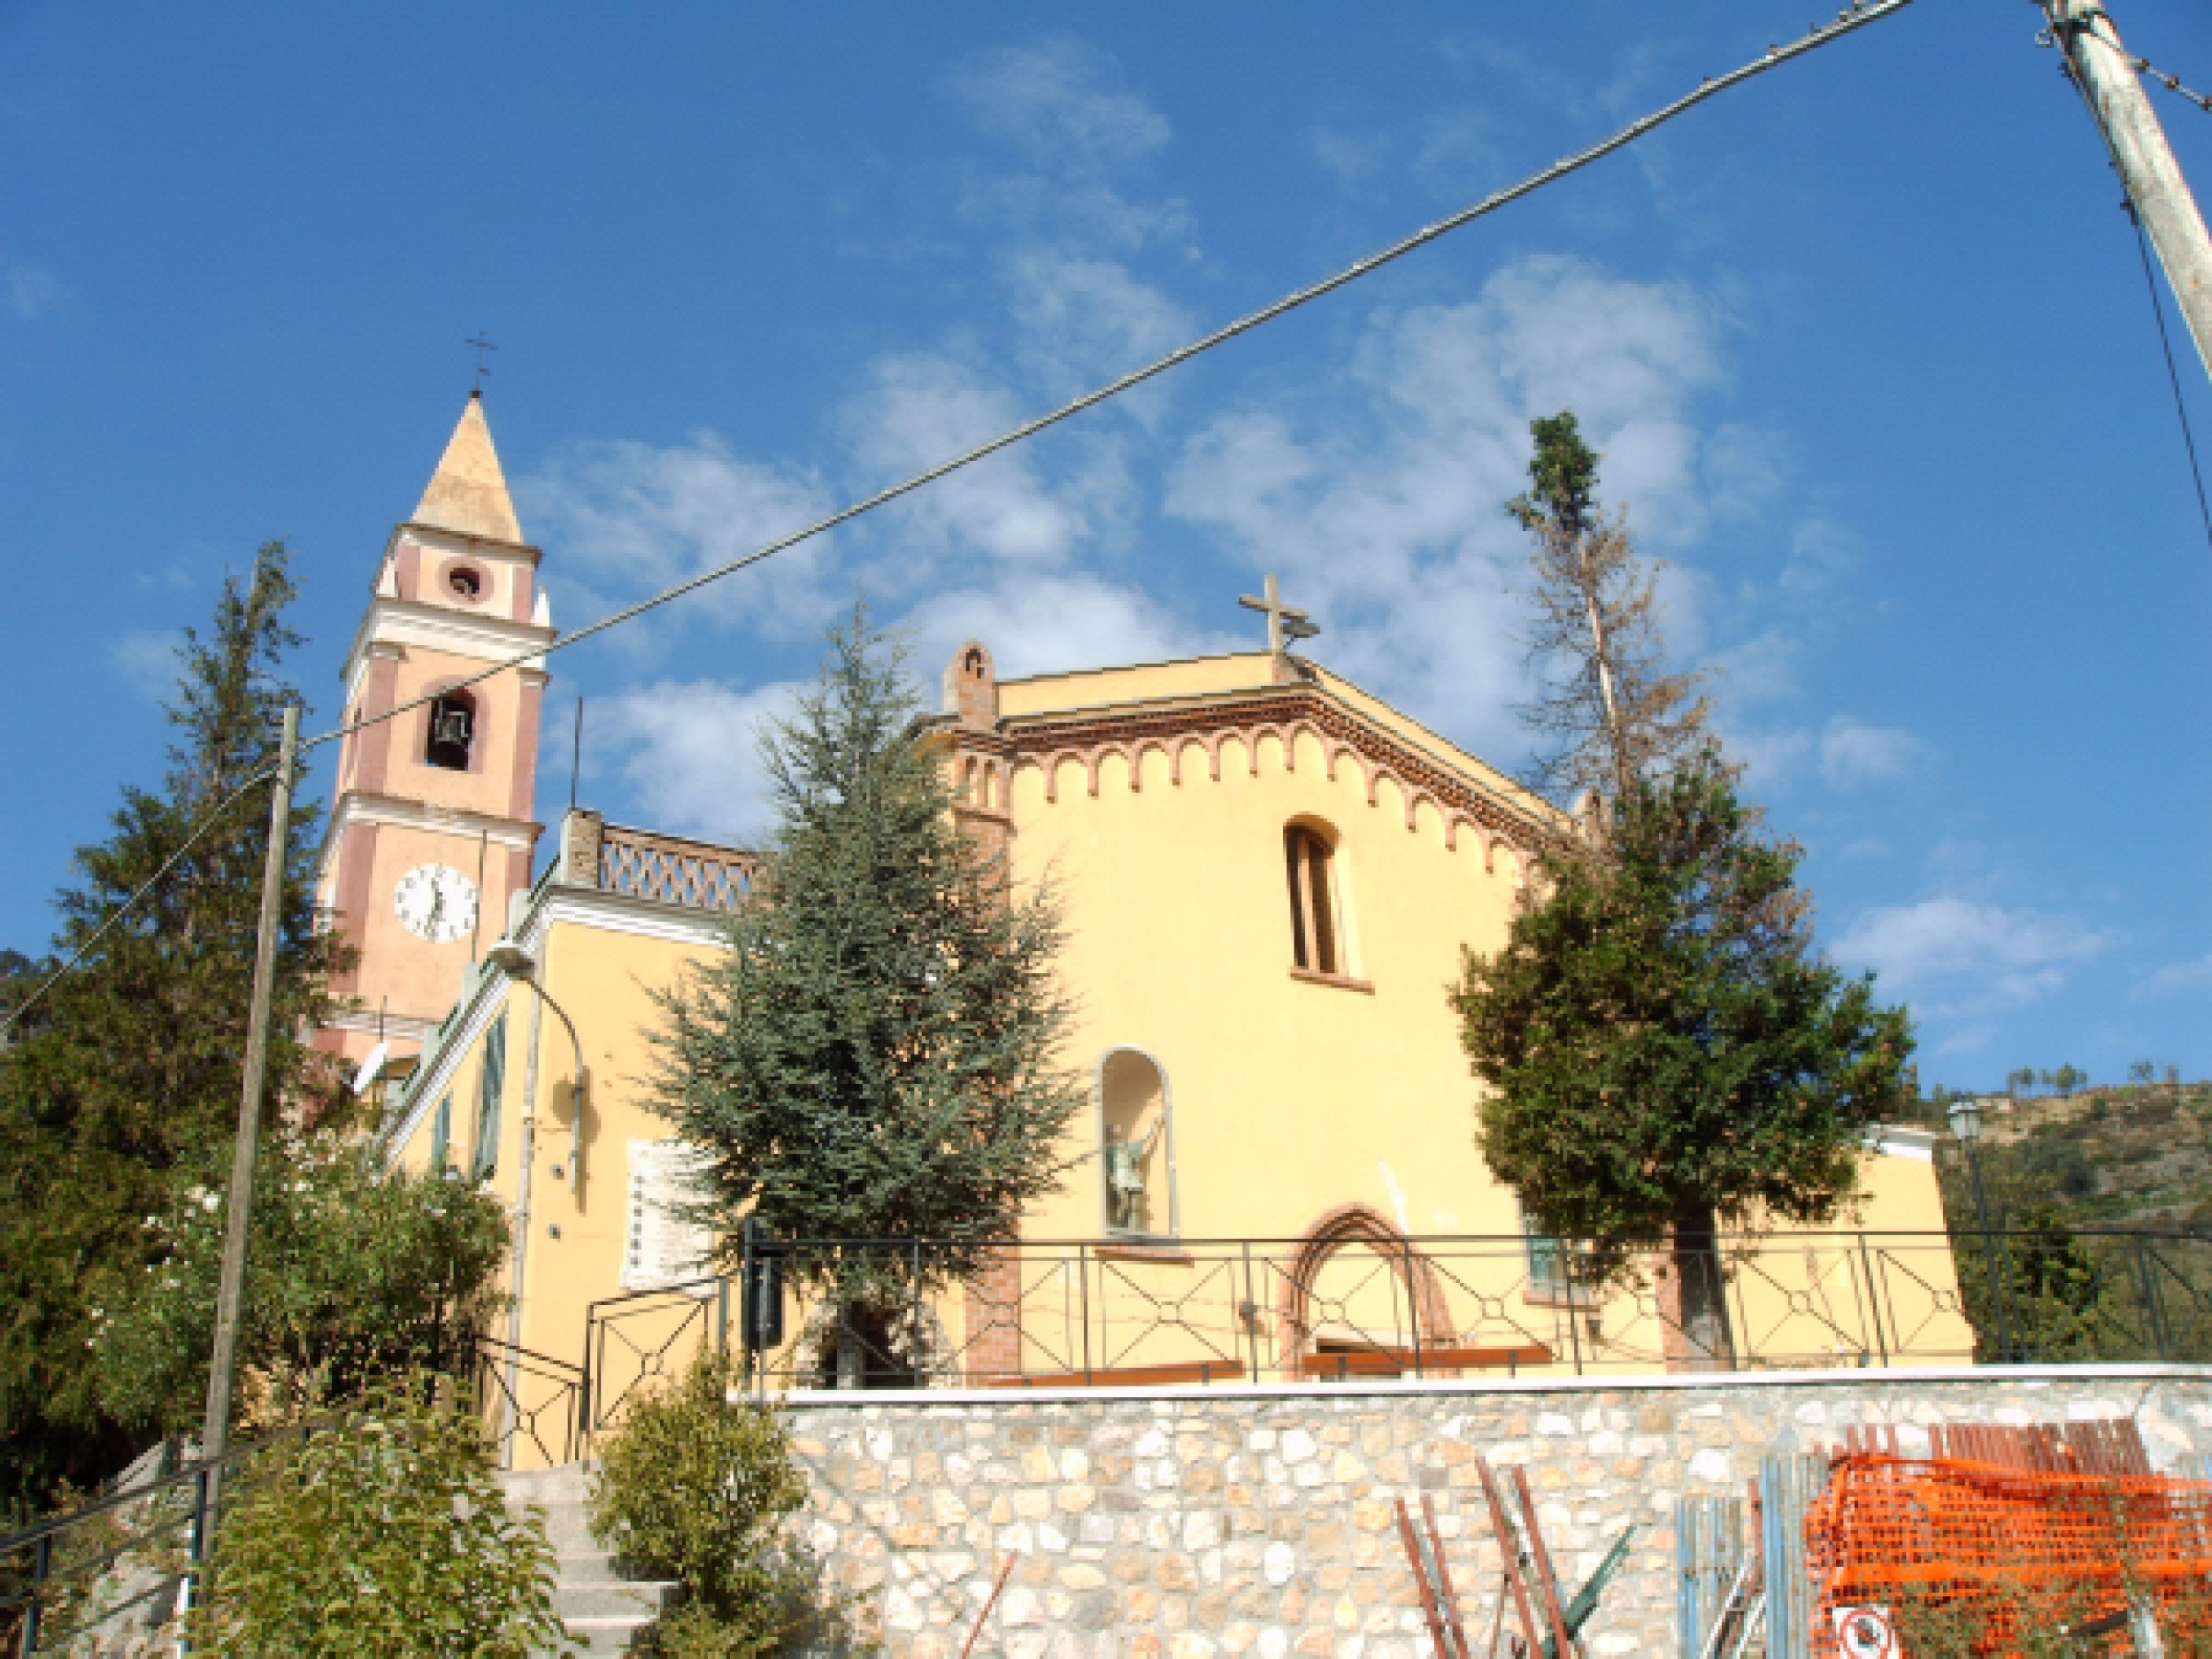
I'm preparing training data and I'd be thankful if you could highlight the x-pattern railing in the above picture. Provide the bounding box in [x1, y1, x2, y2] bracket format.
[574, 1228, 2212, 1429]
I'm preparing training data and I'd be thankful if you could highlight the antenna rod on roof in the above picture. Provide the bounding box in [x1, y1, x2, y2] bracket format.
[571, 696, 584, 812]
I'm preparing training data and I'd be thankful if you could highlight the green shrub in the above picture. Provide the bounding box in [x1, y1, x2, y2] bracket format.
[589, 1347, 810, 1655]
[94, 1133, 507, 1434]
[188, 1380, 569, 1657]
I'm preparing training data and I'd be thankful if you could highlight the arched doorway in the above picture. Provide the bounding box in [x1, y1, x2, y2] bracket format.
[1276, 1204, 1455, 1379]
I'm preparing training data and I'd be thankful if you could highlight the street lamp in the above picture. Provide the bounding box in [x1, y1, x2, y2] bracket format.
[1947, 1095, 2005, 1361]
[485, 936, 588, 1194]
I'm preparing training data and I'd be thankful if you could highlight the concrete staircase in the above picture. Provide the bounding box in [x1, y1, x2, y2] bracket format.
[499, 1463, 680, 1655]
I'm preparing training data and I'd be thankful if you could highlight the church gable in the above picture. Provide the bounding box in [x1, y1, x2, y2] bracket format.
[937, 647, 1566, 876]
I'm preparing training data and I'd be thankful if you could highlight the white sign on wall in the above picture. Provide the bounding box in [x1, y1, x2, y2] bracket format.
[622, 1138, 715, 1294]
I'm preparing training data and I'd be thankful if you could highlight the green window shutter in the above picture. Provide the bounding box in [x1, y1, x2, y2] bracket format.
[429, 1094, 451, 1172]
[471, 1013, 508, 1180]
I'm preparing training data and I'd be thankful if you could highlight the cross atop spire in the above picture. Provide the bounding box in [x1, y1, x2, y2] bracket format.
[1237, 573, 1320, 658]
[465, 332, 496, 392]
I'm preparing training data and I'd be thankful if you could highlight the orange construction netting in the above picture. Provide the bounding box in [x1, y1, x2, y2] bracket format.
[1806, 1430, 2212, 1656]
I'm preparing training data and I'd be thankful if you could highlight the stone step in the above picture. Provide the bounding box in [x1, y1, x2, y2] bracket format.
[550, 1612, 659, 1656]
[501, 1462, 597, 1507]
[554, 1549, 629, 1585]
[537, 1509, 602, 1555]
[553, 1578, 680, 1622]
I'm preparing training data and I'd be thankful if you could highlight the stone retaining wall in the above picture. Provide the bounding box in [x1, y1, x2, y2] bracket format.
[786, 1365, 2212, 1657]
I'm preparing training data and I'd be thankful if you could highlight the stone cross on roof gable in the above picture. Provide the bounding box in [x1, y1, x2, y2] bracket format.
[1237, 573, 1320, 658]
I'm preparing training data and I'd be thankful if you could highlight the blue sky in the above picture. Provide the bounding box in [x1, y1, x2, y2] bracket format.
[4, 2, 2211, 1090]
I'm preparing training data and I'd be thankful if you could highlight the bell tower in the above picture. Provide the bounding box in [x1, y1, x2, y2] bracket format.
[314, 392, 555, 1072]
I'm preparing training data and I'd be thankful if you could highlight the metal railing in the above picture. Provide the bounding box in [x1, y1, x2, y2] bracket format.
[0, 1338, 527, 1655]
[576, 1227, 2212, 1425]
[468, 1335, 587, 1471]
[0, 1419, 326, 1656]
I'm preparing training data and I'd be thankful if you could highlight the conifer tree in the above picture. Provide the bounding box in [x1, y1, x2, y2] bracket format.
[648, 606, 1083, 1386]
[1453, 754, 1913, 1366]
[0, 543, 348, 1512]
[1510, 411, 1710, 817]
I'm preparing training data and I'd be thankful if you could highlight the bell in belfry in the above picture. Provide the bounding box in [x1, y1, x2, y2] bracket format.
[434, 704, 472, 749]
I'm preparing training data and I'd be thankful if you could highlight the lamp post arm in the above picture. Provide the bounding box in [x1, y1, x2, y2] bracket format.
[530, 985, 587, 1194]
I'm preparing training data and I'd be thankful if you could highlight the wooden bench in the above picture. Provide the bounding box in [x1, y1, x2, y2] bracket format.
[1292, 1342, 1553, 1379]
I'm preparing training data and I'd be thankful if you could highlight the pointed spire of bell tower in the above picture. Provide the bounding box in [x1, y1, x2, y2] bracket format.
[412, 391, 524, 544]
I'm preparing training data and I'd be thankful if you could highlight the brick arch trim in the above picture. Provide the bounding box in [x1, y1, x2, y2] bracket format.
[1274, 1202, 1455, 1375]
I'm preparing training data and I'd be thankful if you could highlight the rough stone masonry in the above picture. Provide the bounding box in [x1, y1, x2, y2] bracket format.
[785, 1364, 2212, 1657]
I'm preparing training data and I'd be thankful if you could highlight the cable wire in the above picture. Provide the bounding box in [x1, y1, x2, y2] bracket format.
[288, 0, 1918, 766]
[2126, 200, 2212, 556]
[0, 0, 1918, 1037]
[2044, 14, 2212, 557]
[1, 766, 280, 1038]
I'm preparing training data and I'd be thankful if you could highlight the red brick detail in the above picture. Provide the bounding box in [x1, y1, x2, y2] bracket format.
[1274, 1203, 1459, 1378]
[393, 538, 422, 601]
[944, 641, 997, 729]
[962, 1247, 1024, 1384]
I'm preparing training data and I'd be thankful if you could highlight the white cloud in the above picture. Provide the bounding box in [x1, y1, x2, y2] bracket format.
[1310, 128, 1390, 189]
[520, 434, 837, 648]
[1002, 250, 1192, 410]
[1817, 716, 1930, 788]
[2142, 953, 2212, 998]
[903, 572, 1226, 683]
[592, 680, 803, 845]
[1834, 898, 2117, 1009]
[8, 265, 70, 321]
[1165, 254, 1728, 764]
[947, 40, 1169, 171]
[838, 352, 1133, 578]
[107, 629, 179, 702]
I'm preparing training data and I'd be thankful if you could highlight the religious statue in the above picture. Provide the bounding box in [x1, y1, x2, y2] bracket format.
[1105, 1116, 1163, 1233]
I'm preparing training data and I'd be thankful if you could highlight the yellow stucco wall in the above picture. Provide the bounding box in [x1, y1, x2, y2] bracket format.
[378, 652, 1964, 1459]
[1005, 718, 1528, 1245]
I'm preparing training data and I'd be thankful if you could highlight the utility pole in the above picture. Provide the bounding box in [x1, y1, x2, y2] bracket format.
[198, 704, 300, 1501]
[2043, 0, 2212, 382]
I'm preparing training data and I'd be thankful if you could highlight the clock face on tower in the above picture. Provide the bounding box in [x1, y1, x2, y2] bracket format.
[393, 863, 480, 945]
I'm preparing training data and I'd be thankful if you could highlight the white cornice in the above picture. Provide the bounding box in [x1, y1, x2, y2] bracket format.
[340, 595, 556, 691]
[326, 1007, 442, 1042]
[382, 520, 543, 566]
[538, 883, 731, 950]
[382, 960, 511, 1165]
[316, 794, 541, 878]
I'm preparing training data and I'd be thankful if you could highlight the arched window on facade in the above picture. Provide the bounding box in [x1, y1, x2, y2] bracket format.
[1099, 1048, 1176, 1239]
[1284, 821, 1342, 975]
[426, 688, 477, 772]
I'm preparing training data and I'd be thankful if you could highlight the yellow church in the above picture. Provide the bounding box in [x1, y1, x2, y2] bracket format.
[327, 397, 1965, 1465]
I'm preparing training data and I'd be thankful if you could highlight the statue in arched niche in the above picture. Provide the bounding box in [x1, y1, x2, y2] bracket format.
[1104, 1117, 1163, 1233]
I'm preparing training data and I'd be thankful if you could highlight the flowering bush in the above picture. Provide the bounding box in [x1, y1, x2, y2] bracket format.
[92, 1132, 506, 1432]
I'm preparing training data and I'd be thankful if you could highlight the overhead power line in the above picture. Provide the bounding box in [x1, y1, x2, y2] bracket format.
[1, 767, 278, 1040]
[303, 0, 1916, 766]
[0, 0, 1917, 1039]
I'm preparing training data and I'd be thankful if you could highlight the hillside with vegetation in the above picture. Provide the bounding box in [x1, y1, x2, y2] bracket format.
[1915, 1069, 2212, 1235]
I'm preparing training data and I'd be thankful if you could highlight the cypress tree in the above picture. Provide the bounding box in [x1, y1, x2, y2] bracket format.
[648, 606, 1083, 1386]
